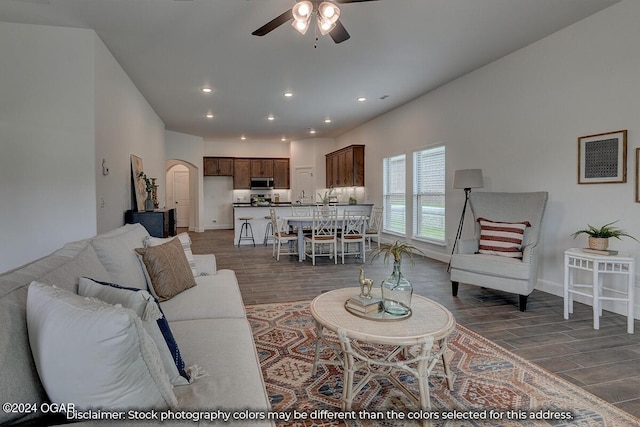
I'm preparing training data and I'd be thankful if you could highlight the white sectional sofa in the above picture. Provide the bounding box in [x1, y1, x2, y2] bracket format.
[0, 223, 272, 426]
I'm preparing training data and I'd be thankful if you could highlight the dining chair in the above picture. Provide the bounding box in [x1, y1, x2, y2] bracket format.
[364, 206, 383, 250]
[304, 208, 338, 265]
[269, 208, 297, 261]
[290, 205, 312, 234]
[338, 210, 367, 264]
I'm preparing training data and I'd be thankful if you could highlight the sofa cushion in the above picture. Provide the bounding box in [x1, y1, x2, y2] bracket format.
[169, 318, 271, 417]
[78, 277, 190, 386]
[145, 232, 198, 277]
[26, 282, 177, 410]
[135, 237, 197, 301]
[477, 217, 531, 259]
[37, 244, 110, 294]
[449, 253, 532, 280]
[91, 223, 150, 289]
[160, 269, 246, 321]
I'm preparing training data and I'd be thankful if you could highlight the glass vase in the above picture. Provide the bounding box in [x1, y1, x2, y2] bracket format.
[381, 260, 412, 315]
[144, 191, 155, 211]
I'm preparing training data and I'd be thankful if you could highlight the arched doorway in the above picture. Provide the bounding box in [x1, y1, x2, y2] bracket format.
[166, 159, 200, 232]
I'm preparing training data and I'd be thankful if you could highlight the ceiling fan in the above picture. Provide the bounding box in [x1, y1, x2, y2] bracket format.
[252, 0, 378, 44]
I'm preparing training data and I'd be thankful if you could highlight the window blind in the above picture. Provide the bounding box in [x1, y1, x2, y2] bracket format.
[383, 154, 406, 235]
[413, 146, 445, 243]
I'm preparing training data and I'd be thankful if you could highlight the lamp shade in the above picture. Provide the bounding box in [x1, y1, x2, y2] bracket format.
[453, 169, 484, 189]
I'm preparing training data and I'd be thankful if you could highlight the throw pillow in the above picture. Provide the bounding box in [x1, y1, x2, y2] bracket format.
[477, 217, 531, 259]
[78, 277, 190, 386]
[145, 233, 198, 277]
[135, 237, 196, 301]
[26, 281, 177, 410]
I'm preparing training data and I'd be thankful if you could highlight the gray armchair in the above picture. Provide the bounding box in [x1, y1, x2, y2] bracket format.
[449, 191, 548, 311]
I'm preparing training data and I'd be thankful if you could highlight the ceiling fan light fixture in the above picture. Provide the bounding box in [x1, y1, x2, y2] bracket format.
[317, 17, 336, 35]
[292, 17, 310, 34]
[292, 1, 313, 21]
[318, 2, 340, 23]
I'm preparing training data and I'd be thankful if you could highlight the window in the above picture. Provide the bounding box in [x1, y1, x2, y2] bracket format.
[383, 154, 406, 235]
[413, 145, 445, 244]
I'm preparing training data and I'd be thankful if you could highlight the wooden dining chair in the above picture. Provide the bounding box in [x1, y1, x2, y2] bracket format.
[338, 210, 367, 264]
[269, 208, 297, 261]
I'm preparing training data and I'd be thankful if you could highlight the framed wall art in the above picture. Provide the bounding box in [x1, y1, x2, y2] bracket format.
[636, 148, 640, 202]
[130, 154, 146, 212]
[578, 130, 627, 184]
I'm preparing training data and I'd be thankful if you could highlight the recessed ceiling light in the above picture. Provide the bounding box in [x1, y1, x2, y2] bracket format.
[241, 135, 246, 140]
[309, 129, 316, 134]
[324, 118, 332, 123]
[357, 97, 367, 102]
[201, 87, 213, 93]
[267, 115, 275, 121]
[205, 113, 214, 119]
[281, 137, 287, 142]
[283, 91, 294, 98]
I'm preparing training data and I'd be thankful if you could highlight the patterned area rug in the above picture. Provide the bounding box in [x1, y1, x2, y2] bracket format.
[246, 301, 640, 427]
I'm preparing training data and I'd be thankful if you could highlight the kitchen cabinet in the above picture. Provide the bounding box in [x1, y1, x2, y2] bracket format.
[233, 158, 251, 189]
[125, 209, 176, 238]
[273, 158, 290, 189]
[325, 145, 365, 187]
[204, 157, 233, 176]
[250, 159, 274, 178]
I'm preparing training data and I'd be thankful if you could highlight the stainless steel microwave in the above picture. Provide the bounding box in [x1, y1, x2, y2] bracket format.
[250, 177, 274, 190]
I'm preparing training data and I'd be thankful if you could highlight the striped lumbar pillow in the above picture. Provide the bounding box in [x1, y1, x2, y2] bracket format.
[477, 217, 531, 258]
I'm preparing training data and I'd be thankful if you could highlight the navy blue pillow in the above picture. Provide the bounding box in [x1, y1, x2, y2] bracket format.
[84, 278, 190, 382]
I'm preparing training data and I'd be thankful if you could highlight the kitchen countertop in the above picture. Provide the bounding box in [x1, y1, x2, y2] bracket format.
[233, 203, 372, 208]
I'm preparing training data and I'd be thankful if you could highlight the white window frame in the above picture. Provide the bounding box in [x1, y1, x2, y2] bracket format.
[382, 154, 406, 236]
[412, 145, 446, 245]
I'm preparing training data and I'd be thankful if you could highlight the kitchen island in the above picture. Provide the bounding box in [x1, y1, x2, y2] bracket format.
[233, 204, 373, 247]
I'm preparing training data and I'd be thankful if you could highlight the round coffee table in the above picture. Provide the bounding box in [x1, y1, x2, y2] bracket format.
[310, 287, 456, 413]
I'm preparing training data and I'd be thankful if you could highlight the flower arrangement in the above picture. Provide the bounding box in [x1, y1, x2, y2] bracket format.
[317, 187, 335, 204]
[137, 172, 155, 193]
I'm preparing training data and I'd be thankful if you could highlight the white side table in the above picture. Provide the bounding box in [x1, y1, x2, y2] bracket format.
[563, 248, 635, 334]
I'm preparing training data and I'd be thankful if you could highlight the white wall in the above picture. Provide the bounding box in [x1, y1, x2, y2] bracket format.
[95, 36, 166, 234]
[337, 0, 640, 316]
[0, 22, 167, 273]
[0, 23, 96, 272]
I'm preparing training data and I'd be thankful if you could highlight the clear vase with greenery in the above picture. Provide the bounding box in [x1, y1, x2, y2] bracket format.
[371, 240, 425, 315]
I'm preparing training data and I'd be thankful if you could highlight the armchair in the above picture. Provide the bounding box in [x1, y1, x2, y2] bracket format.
[449, 191, 548, 311]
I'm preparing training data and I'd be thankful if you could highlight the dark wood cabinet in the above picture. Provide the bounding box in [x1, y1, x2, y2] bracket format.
[250, 159, 274, 178]
[273, 158, 290, 189]
[325, 145, 365, 187]
[233, 158, 251, 189]
[125, 209, 176, 238]
[204, 157, 233, 176]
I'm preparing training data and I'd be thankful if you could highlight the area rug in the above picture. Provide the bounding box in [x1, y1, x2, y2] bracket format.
[246, 301, 640, 426]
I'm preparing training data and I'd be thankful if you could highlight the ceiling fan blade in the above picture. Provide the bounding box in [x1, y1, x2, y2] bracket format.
[335, 0, 379, 3]
[252, 9, 294, 36]
[330, 19, 350, 44]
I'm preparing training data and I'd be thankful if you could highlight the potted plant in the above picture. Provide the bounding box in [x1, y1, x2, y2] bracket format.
[370, 241, 425, 315]
[571, 220, 638, 250]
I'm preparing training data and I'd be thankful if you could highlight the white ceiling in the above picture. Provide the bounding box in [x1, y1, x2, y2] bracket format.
[1, 0, 620, 143]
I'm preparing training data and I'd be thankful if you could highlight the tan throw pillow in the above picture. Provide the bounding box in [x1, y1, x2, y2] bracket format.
[135, 237, 196, 301]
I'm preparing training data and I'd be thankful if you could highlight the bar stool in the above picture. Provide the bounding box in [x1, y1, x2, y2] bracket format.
[237, 217, 255, 247]
[263, 215, 274, 246]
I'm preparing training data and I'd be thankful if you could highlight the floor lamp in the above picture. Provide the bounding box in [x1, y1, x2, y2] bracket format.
[447, 169, 484, 272]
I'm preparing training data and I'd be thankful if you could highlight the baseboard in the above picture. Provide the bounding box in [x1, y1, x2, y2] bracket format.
[204, 224, 233, 231]
[537, 278, 639, 321]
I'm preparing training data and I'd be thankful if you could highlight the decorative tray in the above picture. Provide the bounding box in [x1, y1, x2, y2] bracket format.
[344, 300, 412, 322]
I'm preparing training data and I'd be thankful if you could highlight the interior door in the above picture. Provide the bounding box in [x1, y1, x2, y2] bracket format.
[173, 170, 190, 228]
[294, 166, 315, 204]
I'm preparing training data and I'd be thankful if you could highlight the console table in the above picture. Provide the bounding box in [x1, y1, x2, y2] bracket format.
[125, 209, 176, 238]
[563, 248, 635, 334]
